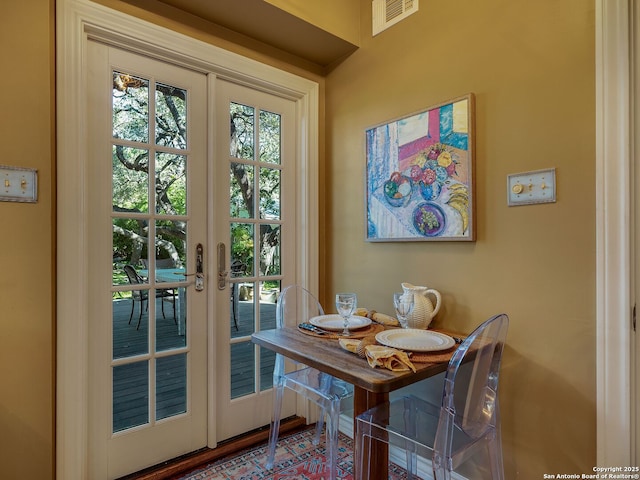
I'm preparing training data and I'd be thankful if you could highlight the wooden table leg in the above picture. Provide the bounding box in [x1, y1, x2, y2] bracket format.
[353, 388, 388, 480]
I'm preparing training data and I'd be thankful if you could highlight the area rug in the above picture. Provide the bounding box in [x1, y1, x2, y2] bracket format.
[178, 427, 408, 480]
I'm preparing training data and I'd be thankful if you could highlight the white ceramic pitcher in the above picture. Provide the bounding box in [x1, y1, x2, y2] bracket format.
[401, 282, 442, 329]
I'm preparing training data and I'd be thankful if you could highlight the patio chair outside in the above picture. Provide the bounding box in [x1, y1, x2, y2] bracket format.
[123, 264, 177, 330]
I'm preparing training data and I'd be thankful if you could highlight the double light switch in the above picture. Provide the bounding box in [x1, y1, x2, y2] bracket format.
[1, 165, 38, 203]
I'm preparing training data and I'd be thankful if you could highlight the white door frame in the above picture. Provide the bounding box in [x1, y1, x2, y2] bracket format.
[56, 0, 319, 478]
[596, 0, 634, 465]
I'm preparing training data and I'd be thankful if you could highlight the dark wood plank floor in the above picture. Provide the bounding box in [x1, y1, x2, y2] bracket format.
[112, 295, 277, 432]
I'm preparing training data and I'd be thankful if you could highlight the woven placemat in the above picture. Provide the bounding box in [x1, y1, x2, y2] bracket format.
[408, 346, 457, 363]
[297, 322, 385, 339]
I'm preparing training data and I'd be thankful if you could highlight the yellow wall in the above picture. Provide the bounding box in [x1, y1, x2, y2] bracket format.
[325, 0, 595, 477]
[2, 0, 596, 478]
[0, 1, 55, 478]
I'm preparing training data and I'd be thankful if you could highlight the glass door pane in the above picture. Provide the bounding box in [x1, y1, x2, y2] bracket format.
[111, 70, 190, 432]
[228, 102, 281, 398]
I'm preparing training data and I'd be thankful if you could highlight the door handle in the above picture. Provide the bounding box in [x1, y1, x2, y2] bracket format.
[195, 243, 204, 291]
[217, 242, 228, 290]
[179, 243, 205, 291]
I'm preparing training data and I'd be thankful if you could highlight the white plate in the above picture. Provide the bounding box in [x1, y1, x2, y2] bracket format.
[375, 329, 455, 352]
[309, 314, 372, 331]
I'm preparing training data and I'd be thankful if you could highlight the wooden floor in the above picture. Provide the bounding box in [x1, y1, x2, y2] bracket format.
[112, 295, 277, 433]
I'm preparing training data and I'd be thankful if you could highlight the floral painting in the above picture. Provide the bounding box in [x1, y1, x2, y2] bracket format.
[365, 94, 475, 241]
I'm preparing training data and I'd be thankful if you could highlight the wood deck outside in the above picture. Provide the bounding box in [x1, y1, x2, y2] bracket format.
[112, 295, 277, 433]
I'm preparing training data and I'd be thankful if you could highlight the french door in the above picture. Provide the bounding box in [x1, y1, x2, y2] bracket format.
[86, 42, 208, 478]
[84, 40, 301, 476]
[214, 79, 297, 440]
[58, 5, 321, 478]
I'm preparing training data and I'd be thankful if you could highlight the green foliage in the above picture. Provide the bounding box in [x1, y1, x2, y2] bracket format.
[231, 223, 254, 276]
[111, 77, 281, 281]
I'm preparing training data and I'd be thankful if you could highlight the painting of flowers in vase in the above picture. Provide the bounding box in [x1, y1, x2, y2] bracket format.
[365, 94, 475, 241]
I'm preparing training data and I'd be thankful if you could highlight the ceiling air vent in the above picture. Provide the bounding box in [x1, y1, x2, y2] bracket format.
[372, 0, 419, 36]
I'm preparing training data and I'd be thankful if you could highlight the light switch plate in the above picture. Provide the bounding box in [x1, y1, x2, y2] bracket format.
[507, 168, 556, 206]
[0, 165, 38, 203]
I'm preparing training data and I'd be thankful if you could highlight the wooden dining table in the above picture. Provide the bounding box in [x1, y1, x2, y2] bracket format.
[251, 325, 461, 480]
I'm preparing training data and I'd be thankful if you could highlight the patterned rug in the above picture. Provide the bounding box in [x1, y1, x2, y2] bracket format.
[178, 427, 408, 480]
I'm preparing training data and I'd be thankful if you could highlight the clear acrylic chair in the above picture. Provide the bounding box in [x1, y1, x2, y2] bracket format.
[355, 313, 509, 480]
[265, 285, 354, 480]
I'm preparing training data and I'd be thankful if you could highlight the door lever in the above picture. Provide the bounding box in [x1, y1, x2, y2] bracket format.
[176, 243, 205, 291]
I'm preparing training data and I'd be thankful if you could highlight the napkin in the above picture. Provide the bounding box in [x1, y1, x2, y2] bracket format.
[339, 338, 416, 373]
[353, 308, 400, 327]
[364, 345, 416, 372]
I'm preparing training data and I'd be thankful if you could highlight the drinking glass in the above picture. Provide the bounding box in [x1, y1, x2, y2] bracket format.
[335, 293, 357, 337]
[393, 292, 414, 328]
